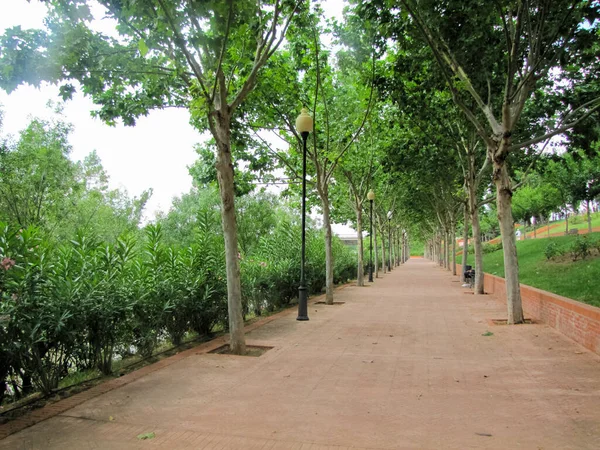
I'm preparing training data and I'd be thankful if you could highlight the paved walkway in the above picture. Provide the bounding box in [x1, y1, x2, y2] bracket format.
[2, 259, 600, 449]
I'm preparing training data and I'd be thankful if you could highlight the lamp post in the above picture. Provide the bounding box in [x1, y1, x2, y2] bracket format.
[387, 210, 392, 271]
[296, 108, 313, 321]
[367, 190, 375, 282]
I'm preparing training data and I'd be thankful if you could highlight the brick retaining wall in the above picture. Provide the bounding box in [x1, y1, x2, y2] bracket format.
[484, 273, 600, 355]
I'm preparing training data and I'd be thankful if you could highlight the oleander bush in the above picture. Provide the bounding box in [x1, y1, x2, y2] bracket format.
[0, 216, 355, 402]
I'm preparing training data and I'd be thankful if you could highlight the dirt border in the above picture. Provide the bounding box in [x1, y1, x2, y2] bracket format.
[0, 282, 352, 440]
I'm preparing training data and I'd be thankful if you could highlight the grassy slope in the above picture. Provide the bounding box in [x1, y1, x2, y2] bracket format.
[515, 212, 600, 236]
[459, 232, 600, 308]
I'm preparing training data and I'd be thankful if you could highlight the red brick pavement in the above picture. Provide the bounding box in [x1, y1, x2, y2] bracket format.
[2, 259, 600, 449]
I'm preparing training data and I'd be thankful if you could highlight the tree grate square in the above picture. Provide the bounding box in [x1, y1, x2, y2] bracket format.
[209, 344, 273, 357]
[488, 318, 536, 325]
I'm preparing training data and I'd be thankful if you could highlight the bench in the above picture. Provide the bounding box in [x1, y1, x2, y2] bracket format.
[566, 228, 579, 235]
[464, 265, 476, 288]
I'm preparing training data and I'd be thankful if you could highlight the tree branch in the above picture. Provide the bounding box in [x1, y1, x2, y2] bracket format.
[325, 51, 376, 180]
[510, 99, 600, 150]
[211, 0, 234, 106]
[156, 0, 210, 100]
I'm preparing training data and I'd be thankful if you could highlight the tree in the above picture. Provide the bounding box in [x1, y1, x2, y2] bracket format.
[373, 0, 600, 323]
[547, 150, 600, 233]
[334, 135, 378, 286]
[248, 8, 375, 303]
[1, 0, 303, 354]
[512, 172, 561, 237]
[0, 116, 77, 229]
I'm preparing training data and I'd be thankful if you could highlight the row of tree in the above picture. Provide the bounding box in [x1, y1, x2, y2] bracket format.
[1, 0, 599, 352]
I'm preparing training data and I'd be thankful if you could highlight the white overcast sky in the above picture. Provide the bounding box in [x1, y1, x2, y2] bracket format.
[0, 0, 347, 224]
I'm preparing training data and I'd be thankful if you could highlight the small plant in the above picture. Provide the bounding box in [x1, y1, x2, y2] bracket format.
[544, 241, 564, 261]
[569, 214, 584, 225]
[591, 235, 600, 254]
[482, 242, 502, 254]
[570, 235, 592, 261]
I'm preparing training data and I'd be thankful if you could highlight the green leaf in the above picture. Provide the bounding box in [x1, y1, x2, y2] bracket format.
[482, 331, 494, 337]
[138, 39, 149, 57]
[137, 432, 155, 440]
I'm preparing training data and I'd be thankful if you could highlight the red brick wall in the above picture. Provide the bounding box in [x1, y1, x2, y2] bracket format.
[484, 273, 600, 355]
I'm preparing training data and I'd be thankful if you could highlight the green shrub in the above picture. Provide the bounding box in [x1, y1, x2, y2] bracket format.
[0, 213, 356, 404]
[544, 241, 564, 261]
[591, 235, 600, 254]
[570, 235, 592, 261]
[482, 242, 503, 254]
[569, 214, 584, 225]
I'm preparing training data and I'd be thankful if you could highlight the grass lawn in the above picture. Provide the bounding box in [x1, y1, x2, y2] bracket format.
[458, 232, 600, 308]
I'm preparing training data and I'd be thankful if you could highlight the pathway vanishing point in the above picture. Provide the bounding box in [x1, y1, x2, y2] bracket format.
[2, 258, 600, 449]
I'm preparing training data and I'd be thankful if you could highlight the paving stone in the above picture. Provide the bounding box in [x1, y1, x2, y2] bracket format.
[1, 259, 600, 449]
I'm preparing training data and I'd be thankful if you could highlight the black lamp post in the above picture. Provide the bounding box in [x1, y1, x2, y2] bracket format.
[296, 108, 313, 321]
[367, 190, 375, 282]
[387, 210, 392, 271]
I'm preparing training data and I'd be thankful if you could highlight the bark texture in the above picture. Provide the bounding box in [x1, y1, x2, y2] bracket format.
[321, 194, 335, 304]
[374, 222, 379, 278]
[493, 158, 524, 324]
[467, 182, 484, 295]
[380, 221, 387, 274]
[461, 203, 469, 282]
[356, 209, 364, 286]
[451, 223, 457, 276]
[213, 114, 245, 354]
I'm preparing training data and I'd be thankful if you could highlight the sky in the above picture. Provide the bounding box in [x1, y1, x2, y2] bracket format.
[0, 0, 204, 218]
[0, 0, 351, 233]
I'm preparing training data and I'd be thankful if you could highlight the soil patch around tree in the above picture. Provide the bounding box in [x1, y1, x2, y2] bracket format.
[209, 344, 273, 357]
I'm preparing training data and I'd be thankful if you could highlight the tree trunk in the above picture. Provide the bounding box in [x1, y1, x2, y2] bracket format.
[321, 191, 335, 304]
[533, 218, 537, 238]
[587, 199, 592, 233]
[462, 202, 469, 282]
[392, 230, 396, 267]
[446, 230, 451, 271]
[493, 159, 524, 324]
[451, 223, 457, 276]
[374, 222, 379, 278]
[356, 208, 364, 286]
[401, 233, 405, 263]
[566, 210, 569, 234]
[213, 115, 245, 355]
[472, 207, 484, 295]
[381, 226, 387, 274]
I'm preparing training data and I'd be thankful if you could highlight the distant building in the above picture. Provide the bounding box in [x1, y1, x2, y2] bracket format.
[336, 233, 359, 246]
[332, 223, 367, 247]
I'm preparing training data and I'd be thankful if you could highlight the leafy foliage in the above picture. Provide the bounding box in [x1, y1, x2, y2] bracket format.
[0, 205, 354, 402]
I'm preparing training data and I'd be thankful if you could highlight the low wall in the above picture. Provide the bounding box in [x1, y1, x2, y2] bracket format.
[484, 273, 600, 355]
